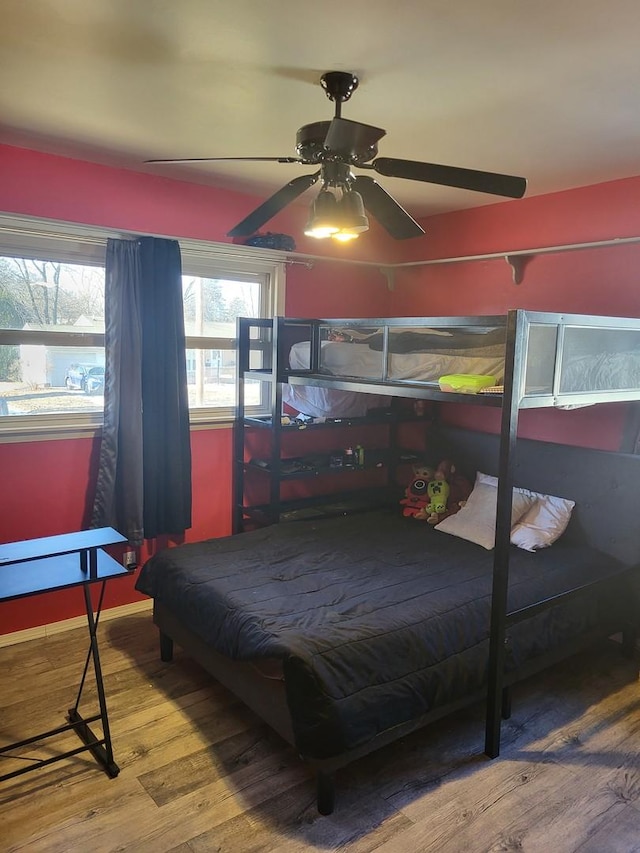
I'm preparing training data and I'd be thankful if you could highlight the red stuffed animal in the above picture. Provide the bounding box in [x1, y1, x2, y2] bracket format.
[400, 465, 434, 517]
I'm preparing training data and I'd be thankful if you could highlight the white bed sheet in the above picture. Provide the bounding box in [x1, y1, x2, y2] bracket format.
[283, 339, 505, 418]
[282, 384, 388, 418]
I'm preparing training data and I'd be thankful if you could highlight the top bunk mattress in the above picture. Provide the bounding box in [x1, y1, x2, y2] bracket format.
[289, 331, 506, 385]
[283, 326, 506, 416]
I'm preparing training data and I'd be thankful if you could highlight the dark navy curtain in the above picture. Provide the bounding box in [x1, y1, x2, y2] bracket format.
[138, 237, 192, 539]
[92, 236, 192, 544]
[92, 239, 144, 543]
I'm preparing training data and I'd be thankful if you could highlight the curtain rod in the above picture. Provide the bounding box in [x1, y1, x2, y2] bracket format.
[388, 235, 640, 268]
[284, 235, 640, 280]
[285, 234, 640, 287]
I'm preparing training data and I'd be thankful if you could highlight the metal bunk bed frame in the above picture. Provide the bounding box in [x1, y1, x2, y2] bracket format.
[237, 308, 640, 761]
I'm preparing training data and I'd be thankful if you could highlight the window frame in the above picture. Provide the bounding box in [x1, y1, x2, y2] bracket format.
[0, 214, 285, 441]
[179, 249, 285, 422]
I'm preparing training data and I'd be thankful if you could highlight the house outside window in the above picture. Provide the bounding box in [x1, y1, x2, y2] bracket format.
[0, 215, 285, 437]
[0, 256, 106, 419]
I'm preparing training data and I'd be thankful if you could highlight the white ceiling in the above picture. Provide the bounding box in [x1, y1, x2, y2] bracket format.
[2, 0, 640, 224]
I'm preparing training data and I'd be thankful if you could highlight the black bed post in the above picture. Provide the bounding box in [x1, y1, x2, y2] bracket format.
[622, 623, 638, 658]
[485, 310, 525, 758]
[159, 631, 174, 662]
[316, 770, 336, 815]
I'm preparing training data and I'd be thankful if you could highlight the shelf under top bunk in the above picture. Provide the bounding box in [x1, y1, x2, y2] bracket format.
[240, 310, 640, 410]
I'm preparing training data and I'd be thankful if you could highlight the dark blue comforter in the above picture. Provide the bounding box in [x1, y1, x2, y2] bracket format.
[136, 509, 629, 759]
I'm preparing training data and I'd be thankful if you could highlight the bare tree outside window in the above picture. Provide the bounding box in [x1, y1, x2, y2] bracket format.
[0, 257, 106, 416]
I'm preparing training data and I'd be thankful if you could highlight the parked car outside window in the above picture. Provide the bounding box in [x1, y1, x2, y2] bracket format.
[64, 364, 105, 395]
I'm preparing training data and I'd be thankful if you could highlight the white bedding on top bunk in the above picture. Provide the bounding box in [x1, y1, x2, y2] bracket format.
[283, 339, 506, 418]
[299, 340, 505, 382]
[283, 384, 388, 418]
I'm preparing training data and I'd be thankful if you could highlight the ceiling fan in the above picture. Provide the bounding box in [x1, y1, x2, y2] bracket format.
[146, 71, 527, 241]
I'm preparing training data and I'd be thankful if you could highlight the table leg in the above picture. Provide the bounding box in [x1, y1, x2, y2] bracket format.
[1, 582, 120, 781]
[66, 582, 119, 778]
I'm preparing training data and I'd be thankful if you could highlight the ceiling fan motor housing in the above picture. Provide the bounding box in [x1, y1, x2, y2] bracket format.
[295, 122, 331, 163]
[296, 121, 381, 165]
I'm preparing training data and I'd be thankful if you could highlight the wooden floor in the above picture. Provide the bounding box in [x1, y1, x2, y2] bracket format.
[2, 614, 640, 852]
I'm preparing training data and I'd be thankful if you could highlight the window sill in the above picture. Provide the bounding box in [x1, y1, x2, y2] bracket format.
[0, 417, 102, 444]
[0, 413, 239, 443]
[189, 416, 234, 431]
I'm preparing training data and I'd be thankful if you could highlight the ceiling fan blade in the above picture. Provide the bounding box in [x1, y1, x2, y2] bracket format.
[323, 118, 386, 158]
[145, 156, 301, 164]
[227, 172, 321, 238]
[370, 157, 527, 199]
[353, 176, 425, 240]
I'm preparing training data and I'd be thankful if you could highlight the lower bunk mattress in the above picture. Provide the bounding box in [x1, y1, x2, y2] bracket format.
[135, 509, 631, 760]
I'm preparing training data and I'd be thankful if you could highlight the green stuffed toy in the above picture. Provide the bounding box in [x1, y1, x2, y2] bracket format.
[426, 478, 450, 515]
[414, 459, 473, 524]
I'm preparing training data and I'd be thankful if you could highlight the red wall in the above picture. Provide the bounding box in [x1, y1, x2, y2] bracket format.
[1, 145, 639, 634]
[391, 178, 640, 447]
[0, 428, 233, 633]
[0, 145, 390, 635]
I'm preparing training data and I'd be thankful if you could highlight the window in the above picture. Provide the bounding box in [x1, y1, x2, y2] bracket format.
[179, 244, 284, 420]
[0, 255, 106, 420]
[0, 216, 285, 436]
[179, 257, 279, 419]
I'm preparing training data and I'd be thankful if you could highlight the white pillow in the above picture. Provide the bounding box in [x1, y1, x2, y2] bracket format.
[434, 476, 536, 550]
[510, 495, 575, 551]
[476, 472, 537, 500]
[476, 471, 575, 552]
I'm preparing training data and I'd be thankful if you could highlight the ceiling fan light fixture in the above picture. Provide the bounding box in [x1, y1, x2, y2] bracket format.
[332, 231, 360, 242]
[330, 189, 370, 241]
[305, 186, 370, 241]
[337, 190, 369, 234]
[304, 189, 341, 238]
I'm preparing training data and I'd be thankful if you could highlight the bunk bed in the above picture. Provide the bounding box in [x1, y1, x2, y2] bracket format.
[281, 320, 507, 417]
[283, 321, 506, 417]
[136, 309, 640, 814]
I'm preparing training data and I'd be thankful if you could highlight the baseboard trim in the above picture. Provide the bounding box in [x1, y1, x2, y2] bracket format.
[0, 599, 153, 648]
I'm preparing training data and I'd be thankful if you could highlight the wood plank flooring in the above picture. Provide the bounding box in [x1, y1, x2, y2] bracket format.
[1, 613, 640, 852]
